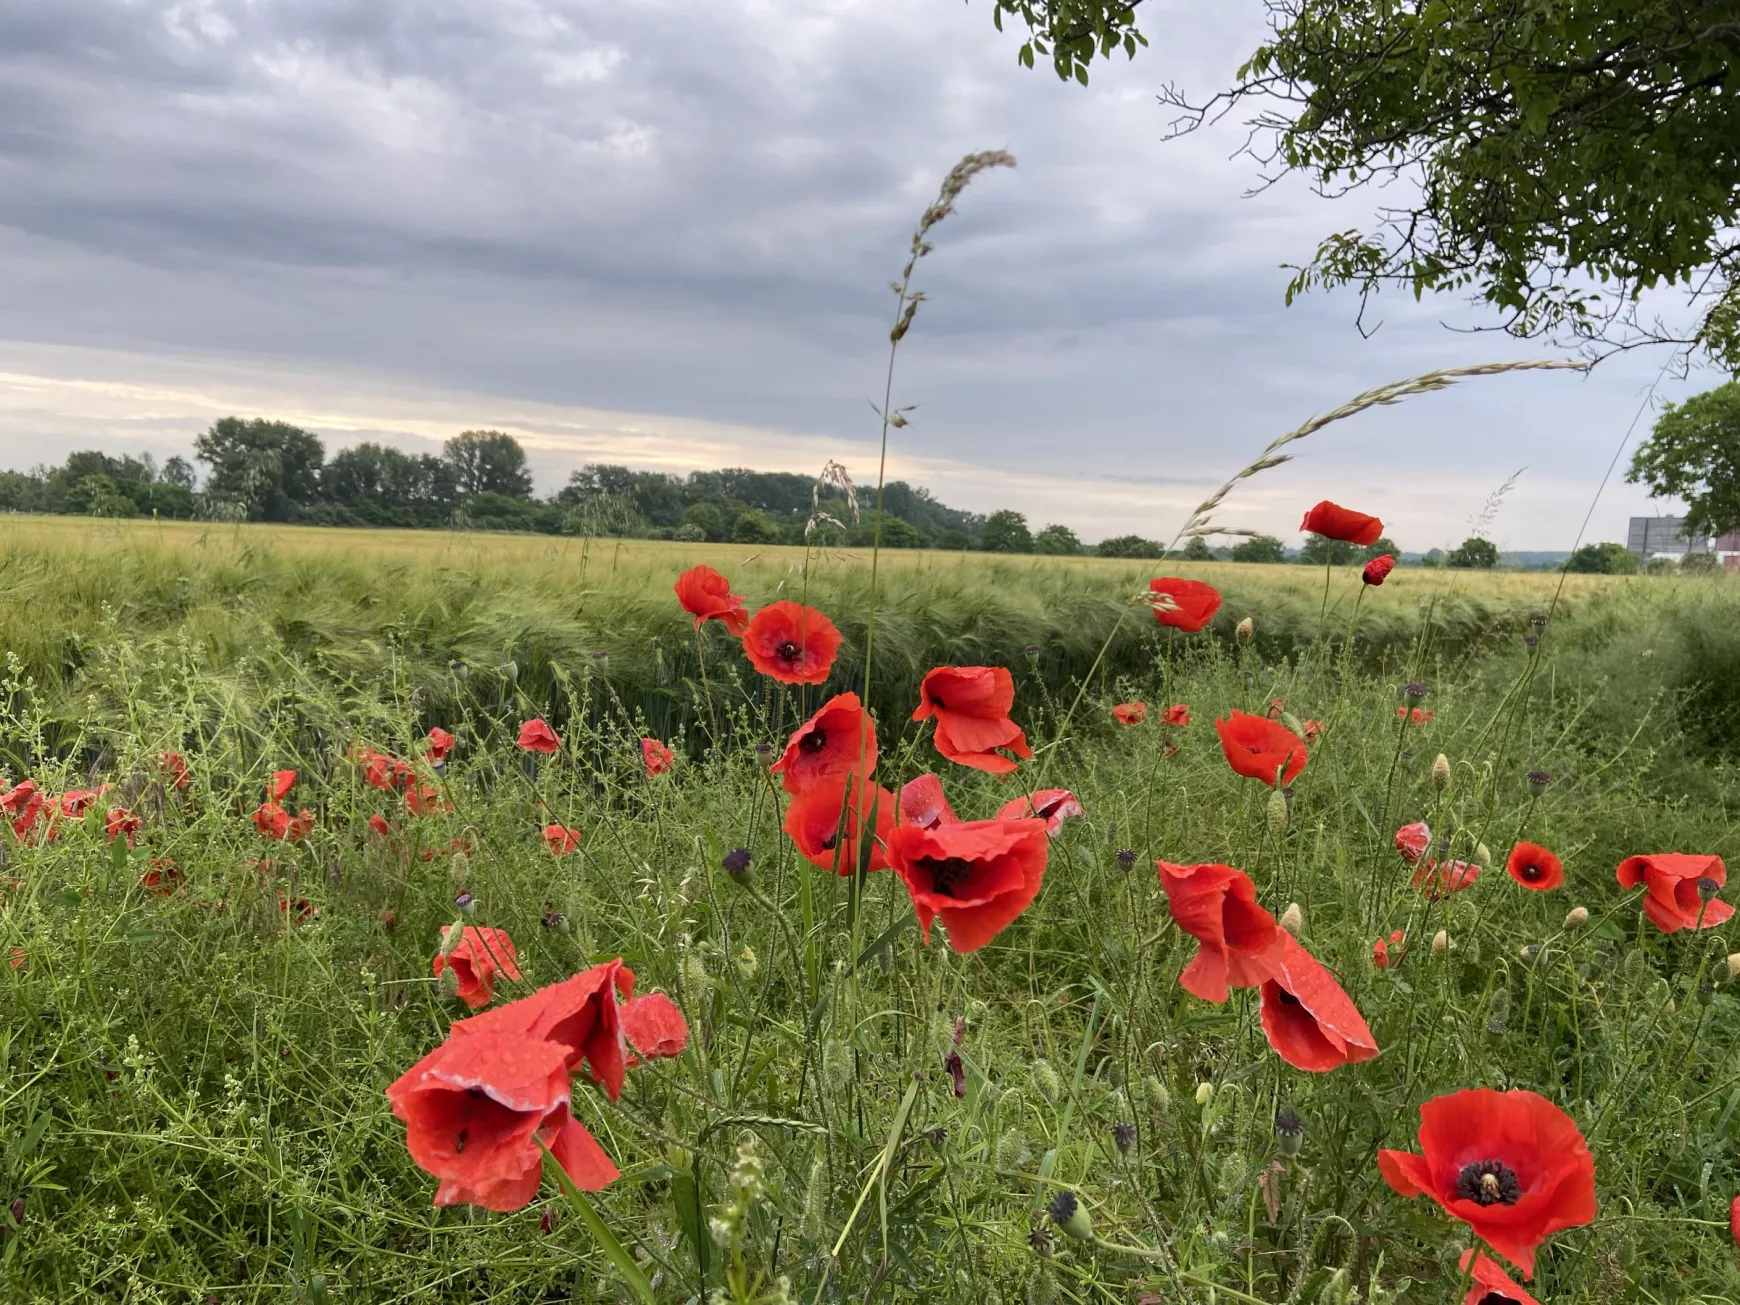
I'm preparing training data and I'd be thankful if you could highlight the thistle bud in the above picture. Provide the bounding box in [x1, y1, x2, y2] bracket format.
[1195, 1081, 1215, 1108]
[1431, 753, 1451, 792]
[1563, 906, 1589, 930]
[1431, 929, 1449, 958]
[438, 965, 461, 999]
[1046, 1190, 1094, 1242]
[1265, 786, 1289, 836]
[1235, 617, 1253, 645]
[1279, 903, 1304, 936]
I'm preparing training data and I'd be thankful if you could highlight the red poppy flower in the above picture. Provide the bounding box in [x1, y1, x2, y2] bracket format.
[1413, 860, 1480, 899]
[7, 946, 22, 970]
[1506, 842, 1563, 892]
[1301, 500, 1384, 546]
[784, 773, 895, 875]
[270, 769, 296, 801]
[1363, 553, 1396, 586]
[674, 564, 750, 635]
[641, 737, 675, 777]
[913, 666, 1032, 774]
[59, 788, 107, 818]
[741, 601, 842, 685]
[1397, 706, 1435, 725]
[426, 726, 456, 764]
[434, 926, 521, 1010]
[889, 817, 1049, 953]
[518, 719, 560, 754]
[405, 784, 448, 817]
[996, 788, 1083, 837]
[1303, 718, 1323, 743]
[1215, 711, 1308, 787]
[2, 780, 42, 836]
[771, 692, 877, 795]
[452, 959, 634, 1100]
[898, 773, 958, 830]
[1615, 853, 1733, 932]
[543, 822, 581, 856]
[253, 801, 290, 839]
[1157, 861, 1282, 1003]
[1395, 822, 1433, 864]
[1112, 701, 1147, 725]
[160, 751, 191, 790]
[368, 813, 392, 838]
[1258, 933, 1379, 1072]
[139, 859, 183, 896]
[1459, 1249, 1540, 1305]
[1371, 937, 1392, 969]
[278, 894, 318, 922]
[1378, 1087, 1597, 1278]
[1267, 696, 1287, 719]
[1731, 1194, 1739, 1248]
[105, 806, 142, 847]
[1148, 577, 1221, 632]
[620, 992, 689, 1064]
[1163, 704, 1190, 727]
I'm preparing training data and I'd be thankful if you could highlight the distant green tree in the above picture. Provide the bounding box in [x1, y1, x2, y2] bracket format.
[1681, 551, 1720, 575]
[194, 417, 325, 521]
[672, 523, 707, 543]
[1447, 537, 1500, 569]
[1095, 534, 1163, 559]
[1299, 535, 1360, 566]
[1033, 523, 1081, 555]
[1627, 381, 1740, 537]
[682, 502, 727, 542]
[981, 510, 1033, 554]
[1363, 536, 1398, 561]
[67, 474, 138, 518]
[732, 509, 783, 544]
[1181, 536, 1215, 561]
[1231, 534, 1286, 563]
[161, 456, 197, 490]
[851, 517, 929, 549]
[935, 528, 971, 551]
[444, 431, 533, 499]
[1566, 542, 1640, 574]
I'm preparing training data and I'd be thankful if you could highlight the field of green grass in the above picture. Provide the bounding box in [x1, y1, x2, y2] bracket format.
[2, 516, 1739, 1303]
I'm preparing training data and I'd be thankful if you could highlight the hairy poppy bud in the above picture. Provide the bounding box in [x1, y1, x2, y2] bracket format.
[449, 851, 469, 888]
[1474, 841, 1492, 867]
[1027, 1267, 1058, 1304]
[722, 847, 752, 884]
[1563, 906, 1589, 930]
[438, 922, 464, 959]
[995, 1128, 1027, 1170]
[1278, 710, 1306, 738]
[1235, 617, 1253, 645]
[1265, 787, 1289, 836]
[1527, 769, 1551, 796]
[438, 965, 461, 999]
[1195, 1081, 1215, 1108]
[1279, 903, 1304, 936]
[1726, 952, 1740, 981]
[1431, 929, 1449, 958]
[1031, 1059, 1062, 1104]
[1142, 1075, 1170, 1113]
[1047, 1190, 1093, 1242]
[1217, 1152, 1248, 1196]
[1431, 754, 1451, 792]
[1273, 1108, 1304, 1157]
[802, 1157, 827, 1239]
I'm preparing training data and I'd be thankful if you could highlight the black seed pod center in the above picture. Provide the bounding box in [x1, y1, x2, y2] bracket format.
[919, 856, 976, 898]
[1455, 1159, 1522, 1206]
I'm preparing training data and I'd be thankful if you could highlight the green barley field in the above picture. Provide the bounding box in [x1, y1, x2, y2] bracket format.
[1, 515, 1738, 1304]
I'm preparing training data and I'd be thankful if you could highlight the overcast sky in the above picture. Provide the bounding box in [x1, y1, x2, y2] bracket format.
[0, 0, 1717, 549]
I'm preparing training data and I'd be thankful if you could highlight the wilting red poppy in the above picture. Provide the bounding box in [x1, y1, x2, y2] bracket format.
[1301, 500, 1383, 546]
[452, 959, 635, 1099]
[784, 773, 895, 875]
[1395, 822, 1432, 864]
[105, 806, 142, 847]
[278, 894, 318, 923]
[2, 780, 42, 836]
[1258, 933, 1379, 1072]
[160, 751, 191, 790]
[1397, 706, 1435, 725]
[253, 801, 312, 841]
[641, 737, 675, 777]
[518, 719, 560, 754]
[1267, 696, 1287, 719]
[996, 789, 1083, 837]
[405, 784, 448, 817]
[889, 817, 1049, 953]
[1303, 718, 1324, 743]
[543, 822, 581, 856]
[1215, 711, 1308, 787]
[270, 769, 296, 801]
[1163, 704, 1190, 727]
[1506, 843, 1563, 892]
[139, 859, 184, 896]
[620, 992, 689, 1064]
[1378, 1087, 1597, 1278]
[59, 788, 108, 818]
[1413, 860, 1480, 899]
[1112, 701, 1147, 725]
[1362, 554, 1396, 586]
[434, 926, 522, 1010]
[1372, 929, 1404, 968]
[741, 601, 842, 685]
[913, 666, 1032, 774]
[674, 564, 750, 635]
[427, 726, 456, 764]
[898, 773, 957, 830]
[1158, 861, 1281, 1003]
[771, 692, 877, 795]
[1148, 577, 1221, 632]
[1458, 1250, 1540, 1305]
[368, 814, 392, 838]
[1615, 853, 1733, 932]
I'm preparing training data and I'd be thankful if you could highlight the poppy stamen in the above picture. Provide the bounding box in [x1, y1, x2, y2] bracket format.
[775, 640, 801, 663]
[455, 1128, 468, 1154]
[1455, 1159, 1522, 1206]
[798, 729, 828, 754]
[918, 855, 976, 898]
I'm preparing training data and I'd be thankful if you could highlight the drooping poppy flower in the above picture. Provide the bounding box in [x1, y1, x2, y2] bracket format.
[1362, 554, 1396, 586]
[105, 806, 142, 847]
[620, 992, 689, 1063]
[160, 751, 191, 790]
[543, 823, 581, 856]
[888, 817, 1050, 953]
[783, 773, 895, 875]
[641, 737, 675, 777]
[674, 564, 750, 635]
[1458, 1249, 1540, 1305]
[59, 788, 108, 818]
[770, 692, 877, 795]
[741, 601, 842, 685]
[1303, 718, 1324, 743]
[1157, 861, 1281, 1003]
[1267, 696, 1287, 719]
[1395, 822, 1433, 863]
[996, 789, 1083, 837]
[518, 719, 561, 754]
[452, 959, 635, 1100]
[253, 801, 290, 839]
[278, 894, 318, 923]
[1378, 1087, 1597, 1278]
[1301, 501, 1384, 546]
[1372, 930, 1404, 969]
[139, 859, 183, 896]
[1257, 933, 1379, 1072]
[426, 727, 456, 765]
[2, 780, 42, 836]
[913, 666, 1033, 774]
[1616, 853, 1733, 932]
[1112, 701, 1148, 725]
[270, 769, 296, 801]
[1413, 860, 1480, 899]
[1215, 711, 1308, 787]
[1397, 706, 1435, 725]
[434, 926, 522, 1010]
[1506, 843, 1564, 892]
[1163, 703, 1191, 727]
[368, 813, 392, 838]
[405, 784, 448, 817]
[898, 773, 958, 830]
[1148, 577, 1221, 632]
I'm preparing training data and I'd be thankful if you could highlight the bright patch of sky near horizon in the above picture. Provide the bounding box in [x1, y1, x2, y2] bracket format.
[0, 0, 1714, 549]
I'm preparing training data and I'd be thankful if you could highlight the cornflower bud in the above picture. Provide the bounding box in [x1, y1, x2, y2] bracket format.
[1279, 903, 1304, 936]
[1046, 1190, 1094, 1242]
[1431, 753, 1451, 792]
[1235, 617, 1254, 645]
[1563, 906, 1589, 930]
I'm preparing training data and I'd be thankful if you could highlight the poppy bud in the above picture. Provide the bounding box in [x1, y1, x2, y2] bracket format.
[438, 966, 461, 999]
[1726, 952, 1740, 981]
[1519, 943, 1542, 962]
[1046, 1190, 1094, 1242]
[995, 1128, 1027, 1170]
[1431, 929, 1449, 958]
[1527, 769, 1551, 796]
[682, 951, 710, 997]
[1195, 1081, 1215, 1108]
[1278, 710, 1306, 738]
[438, 922, 464, 959]
[1474, 841, 1492, 867]
[1027, 1267, 1058, 1303]
[735, 944, 758, 978]
[1265, 786, 1289, 836]
[1563, 906, 1589, 930]
[1217, 1152, 1248, 1196]
[1031, 1059, 1063, 1104]
[1112, 1121, 1136, 1155]
[1235, 617, 1254, 645]
[1431, 753, 1451, 792]
[1273, 1108, 1304, 1157]
[449, 851, 469, 888]
[1142, 1075, 1171, 1113]
[722, 846, 752, 884]
[454, 891, 477, 918]
[1279, 903, 1304, 936]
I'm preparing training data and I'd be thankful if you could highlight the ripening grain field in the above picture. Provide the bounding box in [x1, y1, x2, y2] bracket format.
[1, 516, 1738, 1305]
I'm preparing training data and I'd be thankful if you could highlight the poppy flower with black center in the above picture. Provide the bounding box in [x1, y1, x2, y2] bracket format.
[1413, 859, 1480, 899]
[996, 788, 1084, 838]
[1300, 500, 1384, 546]
[160, 750, 191, 790]
[770, 692, 877, 795]
[1362, 553, 1397, 586]
[1147, 577, 1221, 632]
[1112, 701, 1147, 725]
[783, 772, 895, 875]
[898, 773, 958, 830]
[1258, 933, 1379, 1072]
[641, 737, 675, 777]
[1157, 861, 1281, 1003]
[673, 563, 750, 636]
[105, 806, 142, 848]
[741, 601, 843, 685]
[278, 894, 318, 923]
[426, 727, 456, 765]
[518, 719, 560, 754]
[1458, 1249, 1540, 1305]
[1395, 822, 1432, 864]
[913, 665, 1033, 774]
[888, 816, 1050, 953]
[452, 958, 635, 1100]
[543, 822, 581, 856]
[1397, 706, 1435, 725]
[434, 926, 522, 1010]
[1615, 852, 1733, 932]
[1506, 842, 1564, 892]
[1214, 711, 1308, 787]
[270, 769, 296, 801]
[139, 859, 184, 896]
[620, 992, 690, 1066]
[1378, 1087, 1597, 1278]
[1163, 703, 1190, 727]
